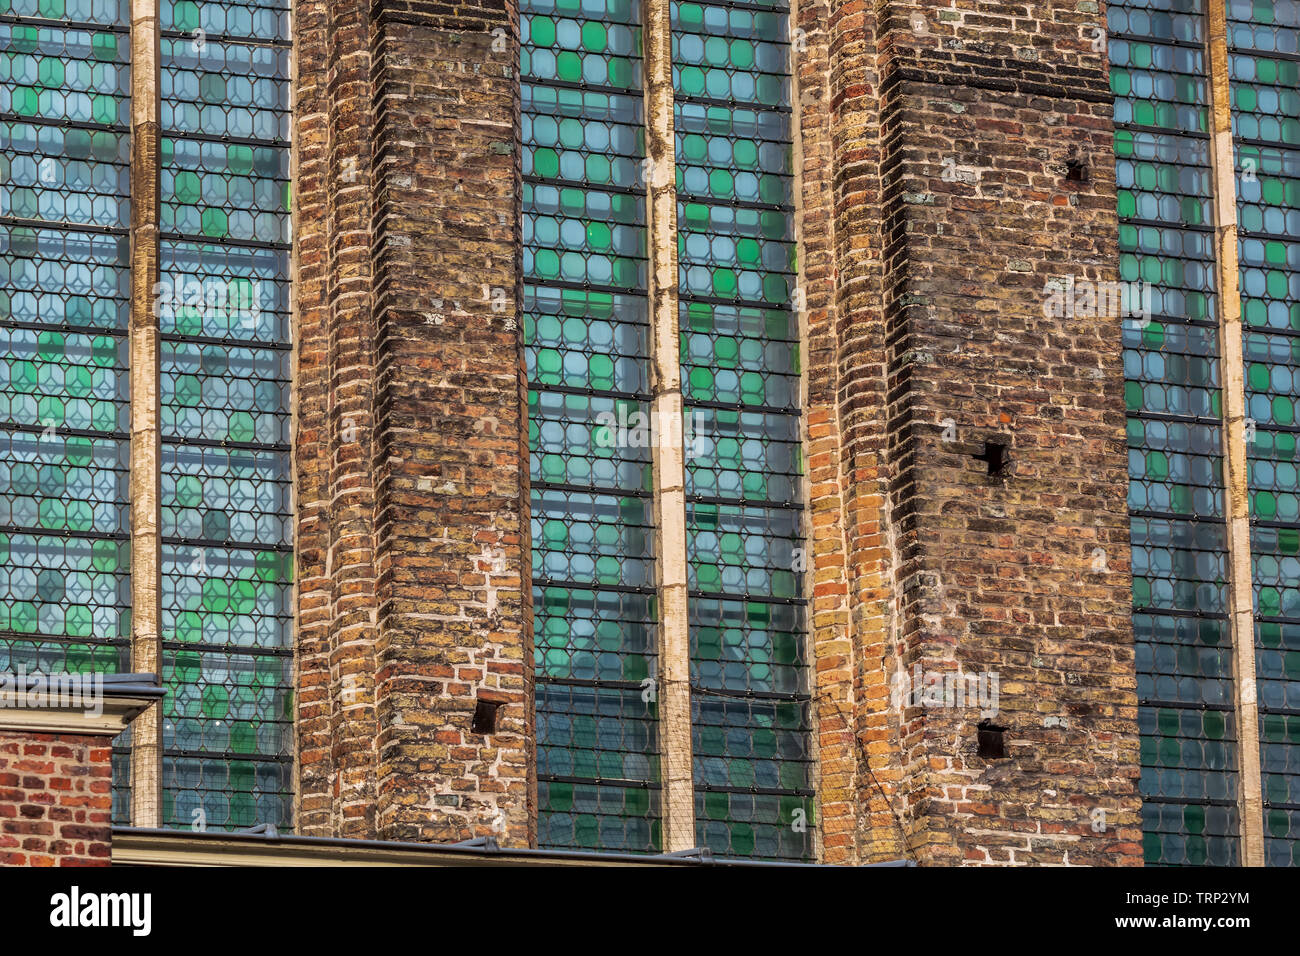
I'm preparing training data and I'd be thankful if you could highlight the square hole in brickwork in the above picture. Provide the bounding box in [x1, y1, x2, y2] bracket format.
[471, 698, 501, 735]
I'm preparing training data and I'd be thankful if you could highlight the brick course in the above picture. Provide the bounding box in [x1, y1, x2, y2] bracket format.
[0, 733, 112, 867]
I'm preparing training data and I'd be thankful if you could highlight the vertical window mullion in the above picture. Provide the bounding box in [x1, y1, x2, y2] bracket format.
[128, 0, 162, 828]
[644, 0, 695, 854]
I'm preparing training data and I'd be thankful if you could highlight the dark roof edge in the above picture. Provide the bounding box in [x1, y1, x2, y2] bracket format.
[111, 826, 913, 867]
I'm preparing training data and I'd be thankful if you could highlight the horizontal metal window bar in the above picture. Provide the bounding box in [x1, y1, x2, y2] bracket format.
[533, 577, 656, 596]
[1108, 30, 1208, 52]
[0, 111, 130, 135]
[1114, 121, 1212, 141]
[687, 590, 808, 607]
[537, 676, 654, 691]
[532, 480, 653, 498]
[0, 13, 129, 32]
[690, 682, 810, 703]
[1121, 215, 1215, 234]
[684, 397, 802, 416]
[1233, 135, 1300, 152]
[670, 0, 795, 18]
[161, 640, 293, 659]
[159, 28, 290, 50]
[1259, 704, 1300, 719]
[524, 77, 644, 99]
[1132, 607, 1230, 620]
[0, 523, 128, 542]
[160, 230, 290, 252]
[677, 192, 794, 214]
[0, 317, 127, 337]
[686, 492, 804, 511]
[1131, 410, 1227, 427]
[1126, 509, 1227, 523]
[1140, 697, 1236, 712]
[0, 214, 127, 236]
[528, 382, 653, 402]
[523, 276, 646, 297]
[677, 290, 792, 311]
[1227, 45, 1300, 65]
[673, 92, 791, 115]
[161, 331, 291, 351]
[161, 435, 290, 452]
[162, 128, 289, 150]
[162, 536, 292, 554]
[0, 630, 127, 648]
[693, 782, 815, 798]
[538, 773, 661, 790]
[1140, 794, 1240, 808]
[524, 174, 645, 198]
[0, 420, 127, 442]
[163, 748, 292, 764]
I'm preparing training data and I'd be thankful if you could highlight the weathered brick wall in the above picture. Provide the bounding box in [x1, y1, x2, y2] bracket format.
[797, 0, 1142, 864]
[0, 733, 111, 866]
[796, 0, 910, 865]
[289, 0, 1137, 862]
[295, 0, 384, 842]
[293, 0, 533, 846]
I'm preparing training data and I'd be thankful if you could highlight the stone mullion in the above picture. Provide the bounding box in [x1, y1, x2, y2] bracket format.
[1205, 0, 1266, 868]
[642, 0, 694, 852]
[128, 0, 162, 829]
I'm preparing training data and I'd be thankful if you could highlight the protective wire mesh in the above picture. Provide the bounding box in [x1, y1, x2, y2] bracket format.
[0, 0, 134, 819]
[156, 0, 292, 831]
[522, 0, 663, 851]
[1110, 0, 1242, 865]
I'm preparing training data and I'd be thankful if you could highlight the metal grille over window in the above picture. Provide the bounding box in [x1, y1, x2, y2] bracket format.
[671, 0, 812, 861]
[521, 0, 664, 852]
[1227, 0, 1300, 868]
[155, 0, 292, 830]
[0, 0, 134, 819]
[1109, 0, 1242, 865]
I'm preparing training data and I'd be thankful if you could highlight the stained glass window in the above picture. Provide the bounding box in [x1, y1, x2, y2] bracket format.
[522, 0, 811, 857]
[0, 0, 134, 817]
[522, 0, 663, 852]
[155, 0, 293, 830]
[1228, 0, 1300, 868]
[672, 0, 812, 860]
[1110, 0, 1243, 865]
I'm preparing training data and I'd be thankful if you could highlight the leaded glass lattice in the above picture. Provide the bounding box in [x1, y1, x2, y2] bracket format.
[673, 0, 812, 861]
[1110, 0, 1243, 866]
[1228, 0, 1300, 868]
[522, 0, 663, 852]
[156, 0, 292, 830]
[0, 0, 133, 819]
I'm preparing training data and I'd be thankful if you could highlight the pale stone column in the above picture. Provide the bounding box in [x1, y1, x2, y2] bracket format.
[128, 0, 162, 829]
[642, 0, 695, 852]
